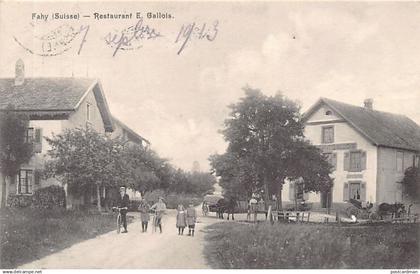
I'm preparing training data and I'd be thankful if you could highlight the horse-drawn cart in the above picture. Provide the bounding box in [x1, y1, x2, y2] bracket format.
[345, 199, 378, 220]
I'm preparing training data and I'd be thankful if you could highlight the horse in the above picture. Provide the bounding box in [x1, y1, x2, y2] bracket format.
[378, 202, 406, 219]
[216, 197, 237, 220]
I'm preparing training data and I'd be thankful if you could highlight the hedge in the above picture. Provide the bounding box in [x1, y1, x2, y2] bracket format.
[7, 185, 66, 209]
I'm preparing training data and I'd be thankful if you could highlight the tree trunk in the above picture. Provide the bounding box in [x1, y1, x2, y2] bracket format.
[1, 173, 7, 208]
[96, 184, 102, 212]
[277, 188, 283, 210]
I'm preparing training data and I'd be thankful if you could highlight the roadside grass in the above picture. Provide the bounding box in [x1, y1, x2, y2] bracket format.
[203, 222, 419, 269]
[0, 207, 133, 268]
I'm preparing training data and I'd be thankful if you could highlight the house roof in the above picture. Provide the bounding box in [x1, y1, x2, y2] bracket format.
[112, 116, 150, 146]
[0, 78, 114, 132]
[303, 97, 420, 152]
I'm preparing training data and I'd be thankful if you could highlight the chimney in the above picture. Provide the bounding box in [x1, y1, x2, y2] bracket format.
[364, 98, 373, 110]
[15, 59, 25, 86]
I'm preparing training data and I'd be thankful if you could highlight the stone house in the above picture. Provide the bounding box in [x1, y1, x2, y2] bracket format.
[0, 60, 147, 208]
[282, 97, 420, 209]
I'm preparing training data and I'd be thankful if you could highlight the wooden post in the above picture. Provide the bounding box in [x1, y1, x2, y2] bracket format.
[307, 212, 310, 222]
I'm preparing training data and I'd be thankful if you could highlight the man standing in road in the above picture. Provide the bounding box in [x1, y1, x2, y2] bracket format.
[117, 186, 130, 233]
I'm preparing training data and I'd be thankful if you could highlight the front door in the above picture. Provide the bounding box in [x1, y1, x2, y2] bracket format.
[349, 182, 361, 201]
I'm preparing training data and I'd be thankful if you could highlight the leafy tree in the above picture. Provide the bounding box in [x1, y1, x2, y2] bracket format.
[400, 166, 419, 202]
[44, 127, 127, 211]
[209, 153, 256, 200]
[210, 87, 333, 208]
[0, 105, 33, 208]
[187, 171, 216, 195]
[122, 144, 164, 194]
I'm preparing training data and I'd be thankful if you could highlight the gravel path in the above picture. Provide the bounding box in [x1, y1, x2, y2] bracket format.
[19, 208, 221, 269]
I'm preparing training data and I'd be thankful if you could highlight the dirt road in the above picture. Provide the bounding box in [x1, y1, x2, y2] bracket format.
[19, 209, 221, 269]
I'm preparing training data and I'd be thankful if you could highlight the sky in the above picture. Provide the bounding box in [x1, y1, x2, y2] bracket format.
[1, 1, 420, 171]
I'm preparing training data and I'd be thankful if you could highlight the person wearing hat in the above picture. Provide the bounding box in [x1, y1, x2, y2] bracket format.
[116, 186, 130, 233]
[150, 197, 166, 233]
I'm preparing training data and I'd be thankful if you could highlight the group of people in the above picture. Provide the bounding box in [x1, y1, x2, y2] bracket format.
[137, 196, 167, 233]
[116, 187, 197, 236]
[175, 204, 197, 236]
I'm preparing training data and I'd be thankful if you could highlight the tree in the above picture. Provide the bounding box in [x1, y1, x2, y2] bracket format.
[400, 166, 419, 202]
[45, 127, 127, 211]
[123, 144, 166, 194]
[0, 105, 33, 208]
[209, 153, 256, 199]
[210, 87, 333, 208]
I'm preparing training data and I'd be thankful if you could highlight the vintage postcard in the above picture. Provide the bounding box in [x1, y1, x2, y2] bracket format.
[0, 0, 419, 271]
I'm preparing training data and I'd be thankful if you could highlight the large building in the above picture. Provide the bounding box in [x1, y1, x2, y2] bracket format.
[0, 60, 147, 208]
[282, 97, 420, 209]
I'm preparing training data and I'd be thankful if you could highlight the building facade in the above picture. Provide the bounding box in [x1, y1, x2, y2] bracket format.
[0, 60, 148, 208]
[282, 98, 420, 208]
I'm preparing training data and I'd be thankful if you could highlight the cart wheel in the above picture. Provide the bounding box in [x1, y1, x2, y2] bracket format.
[369, 212, 379, 221]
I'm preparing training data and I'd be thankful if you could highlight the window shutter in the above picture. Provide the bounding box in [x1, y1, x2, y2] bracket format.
[343, 182, 349, 201]
[360, 182, 366, 202]
[289, 182, 295, 201]
[17, 175, 21, 194]
[332, 153, 337, 171]
[34, 128, 43, 153]
[344, 152, 350, 171]
[34, 170, 41, 185]
[361, 151, 367, 170]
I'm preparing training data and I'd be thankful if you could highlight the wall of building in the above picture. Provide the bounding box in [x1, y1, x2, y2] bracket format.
[376, 146, 418, 204]
[4, 90, 108, 208]
[282, 104, 378, 206]
[62, 90, 106, 134]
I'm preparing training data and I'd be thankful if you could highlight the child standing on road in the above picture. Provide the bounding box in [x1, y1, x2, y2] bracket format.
[150, 197, 166, 233]
[138, 198, 150, 233]
[176, 204, 187, 235]
[186, 203, 197, 237]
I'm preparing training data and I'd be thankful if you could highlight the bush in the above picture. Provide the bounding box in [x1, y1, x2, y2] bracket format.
[204, 222, 419, 269]
[143, 189, 166, 204]
[7, 186, 66, 209]
[32, 185, 66, 209]
[141, 189, 204, 209]
[165, 193, 202, 209]
[6, 194, 33, 208]
[128, 200, 142, 212]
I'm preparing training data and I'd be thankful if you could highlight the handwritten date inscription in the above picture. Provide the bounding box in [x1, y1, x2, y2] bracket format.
[104, 18, 161, 57]
[175, 21, 219, 55]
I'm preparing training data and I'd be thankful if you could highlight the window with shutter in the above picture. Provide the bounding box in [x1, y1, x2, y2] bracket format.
[349, 151, 362, 172]
[34, 128, 43, 153]
[17, 169, 33, 195]
[322, 126, 334, 144]
[25, 128, 34, 143]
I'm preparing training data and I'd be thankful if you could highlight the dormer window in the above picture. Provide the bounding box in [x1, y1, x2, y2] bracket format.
[325, 110, 332, 116]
